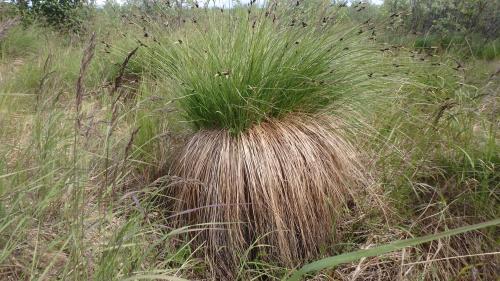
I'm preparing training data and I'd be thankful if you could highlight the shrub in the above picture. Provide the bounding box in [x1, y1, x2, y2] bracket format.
[18, 0, 89, 33]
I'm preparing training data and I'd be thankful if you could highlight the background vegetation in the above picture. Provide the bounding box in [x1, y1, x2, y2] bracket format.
[0, 0, 498, 280]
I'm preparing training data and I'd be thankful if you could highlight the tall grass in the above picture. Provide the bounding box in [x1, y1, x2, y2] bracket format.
[0, 20, 192, 280]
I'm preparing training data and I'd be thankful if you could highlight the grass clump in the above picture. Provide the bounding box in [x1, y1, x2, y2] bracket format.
[144, 3, 401, 278]
[149, 6, 390, 134]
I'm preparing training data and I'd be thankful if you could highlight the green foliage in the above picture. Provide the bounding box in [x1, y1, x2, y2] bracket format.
[0, 21, 192, 280]
[17, 0, 90, 32]
[148, 6, 393, 134]
[383, 0, 499, 38]
[0, 25, 41, 58]
[369, 50, 499, 228]
[472, 38, 500, 60]
[411, 34, 500, 60]
[381, 0, 499, 60]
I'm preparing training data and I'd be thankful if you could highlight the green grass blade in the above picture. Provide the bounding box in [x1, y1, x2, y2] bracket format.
[287, 218, 500, 281]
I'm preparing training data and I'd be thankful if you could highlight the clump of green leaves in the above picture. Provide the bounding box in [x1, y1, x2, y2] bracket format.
[17, 0, 90, 33]
[148, 5, 393, 134]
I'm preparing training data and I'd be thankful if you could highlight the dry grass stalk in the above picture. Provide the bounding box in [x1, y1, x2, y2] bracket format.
[69, 32, 97, 278]
[111, 46, 139, 95]
[170, 114, 367, 278]
[75, 32, 96, 129]
[35, 54, 54, 109]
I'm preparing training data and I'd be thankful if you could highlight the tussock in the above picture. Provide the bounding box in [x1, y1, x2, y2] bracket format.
[170, 114, 367, 277]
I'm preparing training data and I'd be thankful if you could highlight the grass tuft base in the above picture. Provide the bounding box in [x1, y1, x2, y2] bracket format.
[169, 114, 368, 278]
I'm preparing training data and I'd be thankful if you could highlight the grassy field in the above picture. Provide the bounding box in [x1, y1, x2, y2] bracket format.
[0, 2, 498, 280]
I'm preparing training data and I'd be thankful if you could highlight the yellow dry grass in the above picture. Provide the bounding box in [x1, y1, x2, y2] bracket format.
[170, 114, 368, 277]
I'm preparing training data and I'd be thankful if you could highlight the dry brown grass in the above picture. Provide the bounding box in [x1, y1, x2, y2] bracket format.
[169, 114, 369, 278]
